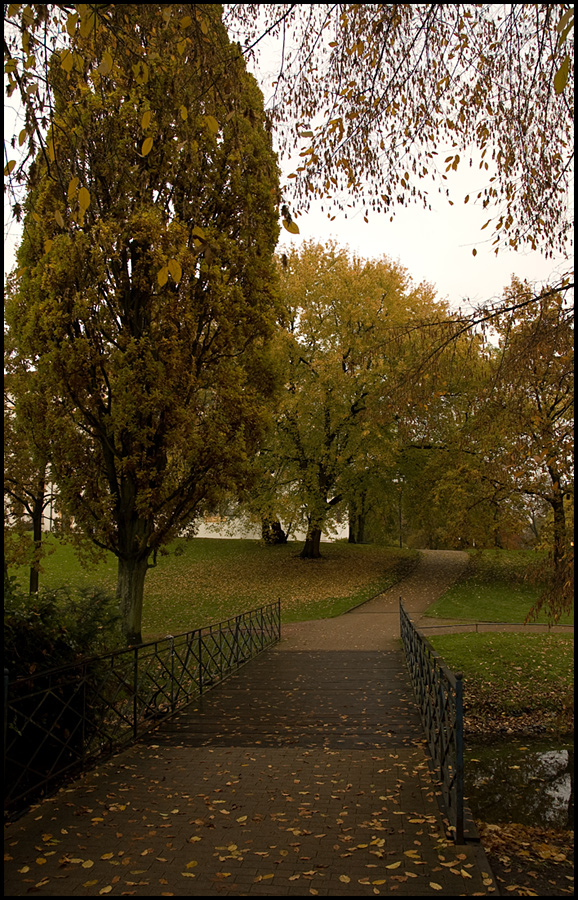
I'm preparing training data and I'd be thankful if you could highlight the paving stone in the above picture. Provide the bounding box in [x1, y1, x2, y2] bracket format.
[4, 550, 499, 896]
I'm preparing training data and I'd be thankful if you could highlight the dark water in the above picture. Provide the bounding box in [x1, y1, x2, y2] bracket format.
[464, 737, 574, 828]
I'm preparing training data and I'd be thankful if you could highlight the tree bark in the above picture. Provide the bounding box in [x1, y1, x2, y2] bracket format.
[261, 518, 287, 544]
[29, 475, 45, 595]
[348, 501, 357, 543]
[116, 555, 149, 645]
[300, 527, 322, 558]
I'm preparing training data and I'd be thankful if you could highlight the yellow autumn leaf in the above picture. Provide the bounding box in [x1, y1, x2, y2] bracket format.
[83, 880, 98, 887]
[185, 861, 198, 869]
[18, 866, 30, 874]
[43, 240, 53, 254]
[142, 136, 153, 156]
[157, 266, 169, 287]
[236, 816, 247, 822]
[205, 115, 219, 134]
[97, 50, 113, 76]
[385, 861, 401, 869]
[99, 888, 112, 895]
[133, 61, 149, 85]
[372, 879, 386, 885]
[554, 55, 570, 94]
[68, 176, 79, 200]
[283, 219, 300, 235]
[101, 852, 114, 860]
[82, 860, 94, 868]
[18, 128, 27, 146]
[168, 258, 182, 282]
[4, 160, 16, 175]
[61, 49, 74, 73]
[54, 210, 65, 228]
[141, 110, 152, 131]
[339, 875, 350, 883]
[430, 882, 443, 890]
[180, 105, 188, 120]
[181, 872, 196, 877]
[460, 868, 472, 878]
[78, 186, 90, 212]
[66, 12, 78, 36]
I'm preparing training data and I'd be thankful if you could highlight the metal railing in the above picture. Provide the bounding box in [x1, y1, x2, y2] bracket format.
[4, 600, 281, 815]
[399, 599, 464, 843]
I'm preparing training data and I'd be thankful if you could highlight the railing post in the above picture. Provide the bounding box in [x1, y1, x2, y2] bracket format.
[170, 636, 175, 712]
[455, 672, 464, 844]
[198, 630, 203, 695]
[4, 669, 8, 781]
[133, 646, 138, 741]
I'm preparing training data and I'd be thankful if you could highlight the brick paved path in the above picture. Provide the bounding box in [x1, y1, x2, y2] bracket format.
[4, 550, 499, 896]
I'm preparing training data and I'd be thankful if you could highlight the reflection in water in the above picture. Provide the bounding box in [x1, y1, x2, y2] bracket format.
[464, 739, 574, 828]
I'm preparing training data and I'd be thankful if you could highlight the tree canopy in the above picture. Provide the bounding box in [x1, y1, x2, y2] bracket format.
[218, 4, 575, 258]
[4, 3, 282, 643]
[5, 4, 574, 258]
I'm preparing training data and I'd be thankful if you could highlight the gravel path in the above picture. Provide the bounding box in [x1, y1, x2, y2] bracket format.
[277, 549, 469, 652]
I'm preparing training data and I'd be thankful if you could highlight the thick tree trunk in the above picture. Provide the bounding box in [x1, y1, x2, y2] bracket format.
[300, 527, 322, 559]
[29, 477, 45, 595]
[116, 555, 149, 645]
[261, 518, 287, 544]
[548, 487, 567, 569]
[348, 500, 357, 543]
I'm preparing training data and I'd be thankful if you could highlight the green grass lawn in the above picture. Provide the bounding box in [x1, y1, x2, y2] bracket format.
[424, 549, 574, 625]
[428, 632, 574, 719]
[9, 535, 418, 639]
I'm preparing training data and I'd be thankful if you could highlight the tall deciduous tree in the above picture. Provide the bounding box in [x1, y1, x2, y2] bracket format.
[228, 3, 574, 257]
[265, 241, 439, 557]
[484, 280, 574, 618]
[6, 5, 573, 256]
[4, 360, 56, 593]
[5, 4, 281, 644]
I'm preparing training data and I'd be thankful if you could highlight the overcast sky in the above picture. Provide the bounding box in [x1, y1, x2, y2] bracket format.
[4, 20, 572, 314]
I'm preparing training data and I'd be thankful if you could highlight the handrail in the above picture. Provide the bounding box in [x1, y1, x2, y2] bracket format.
[5, 599, 281, 815]
[399, 599, 464, 843]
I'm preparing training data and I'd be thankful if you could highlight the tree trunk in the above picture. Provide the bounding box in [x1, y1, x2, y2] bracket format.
[29, 476, 45, 595]
[300, 527, 322, 559]
[348, 501, 357, 543]
[547, 469, 567, 569]
[116, 555, 149, 645]
[262, 517, 287, 544]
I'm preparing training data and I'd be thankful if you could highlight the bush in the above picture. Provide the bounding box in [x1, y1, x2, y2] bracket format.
[4, 575, 123, 680]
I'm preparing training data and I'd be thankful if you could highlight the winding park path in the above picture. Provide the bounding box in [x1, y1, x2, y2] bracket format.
[4, 550, 502, 896]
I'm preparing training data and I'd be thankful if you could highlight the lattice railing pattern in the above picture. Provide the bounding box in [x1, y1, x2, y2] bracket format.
[399, 599, 464, 843]
[5, 600, 281, 813]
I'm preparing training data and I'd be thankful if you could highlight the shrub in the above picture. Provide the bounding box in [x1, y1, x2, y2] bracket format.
[4, 575, 123, 680]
